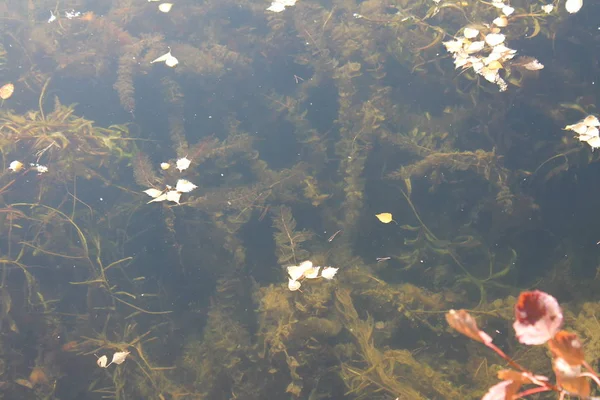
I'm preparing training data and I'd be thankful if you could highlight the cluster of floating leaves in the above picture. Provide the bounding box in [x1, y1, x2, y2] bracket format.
[564, 115, 600, 150]
[443, 6, 543, 92]
[96, 351, 131, 368]
[267, 0, 297, 13]
[286, 260, 338, 291]
[144, 157, 197, 204]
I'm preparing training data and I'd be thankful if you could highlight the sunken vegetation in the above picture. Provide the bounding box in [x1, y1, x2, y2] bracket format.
[0, 0, 598, 399]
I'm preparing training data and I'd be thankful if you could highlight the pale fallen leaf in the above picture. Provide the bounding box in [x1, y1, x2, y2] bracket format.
[144, 188, 164, 198]
[502, 5, 514, 16]
[151, 49, 178, 67]
[160, 162, 170, 170]
[175, 179, 197, 193]
[176, 157, 191, 172]
[565, 0, 583, 14]
[165, 190, 182, 204]
[541, 4, 554, 13]
[158, 3, 173, 13]
[584, 115, 600, 127]
[493, 16, 508, 27]
[565, 122, 588, 135]
[9, 160, 23, 172]
[522, 59, 544, 71]
[287, 260, 314, 281]
[0, 83, 14, 100]
[485, 33, 505, 47]
[97, 355, 108, 368]
[465, 41, 485, 54]
[375, 213, 396, 224]
[148, 193, 168, 203]
[463, 27, 479, 39]
[443, 39, 464, 54]
[110, 351, 130, 366]
[267, 0, 297, 12]
[288, 278, 301, 291]
[321, 267, 339, 280]
[304, 266, 320, 279]
[587, 136, 600, 150]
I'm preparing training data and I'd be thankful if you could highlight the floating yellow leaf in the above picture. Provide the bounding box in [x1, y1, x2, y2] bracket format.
[0, 83, 14, 100]
[375, 213, 396, 224]
[8, 160, 23, 172]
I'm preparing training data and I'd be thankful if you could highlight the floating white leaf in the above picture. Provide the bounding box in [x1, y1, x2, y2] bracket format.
[165, 191, 182, 204]
[267, 0, 296, 12]
[176, 157, 191, 172]
[97, 355, 108, 368]
[521, 59, 544, 71]
[288, 279, 301, 291]
[465, 41, 485, 54]
[175, 179, 197, 193]
[579, 127, 599, 141]
[144, 188, 163, 198]
[304, 266, 320, 279]
[485, 33, 505, 47]
[321, 267, 339, 280]
[587, 136, 600, 150]
[565, 0, 583, 14]
[584, 115, 600, 127]
[148, 193, 168, 204]
[443, 39, 465, 54]
[541, 4, 554, 13]
[502, 6, 514, 16]
[158, 3, 173, 13]
[493, 16, 508, 27]
[110, 351, 130, 366]
[287, 260, 313, 281]
[463, 27, 479, 39]
[160, 162, 170, 170]
[267, 3, 285, 12]
[151, 49, 178, 67]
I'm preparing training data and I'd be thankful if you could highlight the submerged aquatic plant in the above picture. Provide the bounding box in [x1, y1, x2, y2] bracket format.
[447, 290, 600, 399]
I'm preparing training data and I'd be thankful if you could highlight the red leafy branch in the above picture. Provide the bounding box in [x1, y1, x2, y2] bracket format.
[446, 290, 600, 399]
